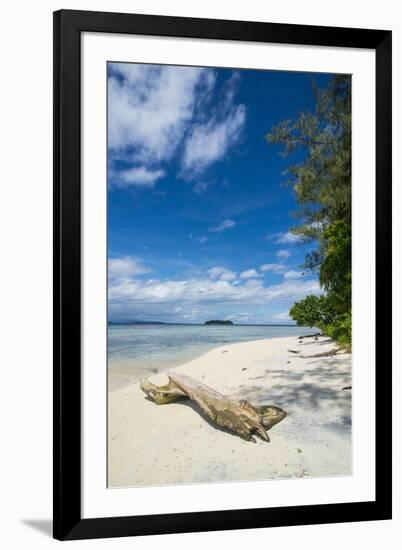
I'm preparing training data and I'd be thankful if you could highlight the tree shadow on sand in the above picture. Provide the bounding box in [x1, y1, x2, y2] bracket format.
[231, 357, 351, 427]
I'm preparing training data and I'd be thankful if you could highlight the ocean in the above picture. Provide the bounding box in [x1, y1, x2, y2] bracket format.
[108, 324, 317, 381]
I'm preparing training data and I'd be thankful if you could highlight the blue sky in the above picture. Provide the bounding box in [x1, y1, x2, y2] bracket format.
[108, 62, 331, 324]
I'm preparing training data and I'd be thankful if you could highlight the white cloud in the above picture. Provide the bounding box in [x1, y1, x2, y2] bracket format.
[108, 256, 151, 279]
[260, 263, 286, 274]
[182, 105, 245, 175]
[270, 310, 291, 321]
[267, 225, 323, 244]
[117, 167, 165, 188]
[209, 219, 236, 233]
[275, 231, 301, 244]
[108, 64, 212, 162]
[276, 249, 291, 260]
[208, 266, 237, 281]
[108, 63, 245, 189]
[284, 270, 303, 280]
[220, 271, 237, 282]
[208, 266, 226, 278]
[239, 269, 260, 279]
[108, 272, 321, 323]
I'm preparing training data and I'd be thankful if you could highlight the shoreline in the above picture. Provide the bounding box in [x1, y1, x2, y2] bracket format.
[108, 330, 318, 392]
[108, 335, 352, 487]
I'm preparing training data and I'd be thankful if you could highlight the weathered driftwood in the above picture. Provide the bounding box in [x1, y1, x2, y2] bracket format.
[140, 372, 286, 442]
[170, 373, 270, 442]
[298, 333, 322, 339]
[255, 404, 287, 431]
[140, 378, 186, 404]
[300, 348, 339, 359]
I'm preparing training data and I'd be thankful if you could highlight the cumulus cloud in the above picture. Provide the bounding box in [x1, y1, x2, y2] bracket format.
[116, 167, 166, 188]
[108, 64, 212, 162]
[209, 219, 236, 233]
[181, 72, 245, 176]
[220, 272, 237, 282]
[108, 256, 151, 279]
[283, 270, 303, 280]
[108, 63, 245, 189]
[239, 269, 260, 279]
[208, 266, 237, 281]
[182, 105, 245, 176]
[108, 271, 321, 323]
[270, 310, 292, 322]
[275, 230, 302, 244]
[276, 249, 291, 260]
[260, 262, 287, 274]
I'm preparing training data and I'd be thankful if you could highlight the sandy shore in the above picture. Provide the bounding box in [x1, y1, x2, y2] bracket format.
[108, 335, 351, 487]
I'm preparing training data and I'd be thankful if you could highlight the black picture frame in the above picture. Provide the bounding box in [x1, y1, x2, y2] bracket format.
[53, 9, 392, 541]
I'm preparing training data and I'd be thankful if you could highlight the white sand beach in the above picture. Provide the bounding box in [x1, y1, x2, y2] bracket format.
[108, 335, 351, 487]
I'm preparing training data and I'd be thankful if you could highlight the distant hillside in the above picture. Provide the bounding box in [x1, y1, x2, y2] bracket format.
[204, 320, 234, 326]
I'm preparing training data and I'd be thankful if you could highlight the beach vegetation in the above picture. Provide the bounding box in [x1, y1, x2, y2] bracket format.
[266, 75, 352, 347]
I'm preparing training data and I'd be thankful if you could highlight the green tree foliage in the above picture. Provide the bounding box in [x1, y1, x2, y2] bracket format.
[266, 76, 352, 347]
[289, 294, 344, 328]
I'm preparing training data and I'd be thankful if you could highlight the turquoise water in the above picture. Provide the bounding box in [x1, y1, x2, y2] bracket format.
[108, 324, 317, 377]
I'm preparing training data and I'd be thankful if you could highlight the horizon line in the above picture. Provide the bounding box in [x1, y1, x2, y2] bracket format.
[108, 321, 298, 327]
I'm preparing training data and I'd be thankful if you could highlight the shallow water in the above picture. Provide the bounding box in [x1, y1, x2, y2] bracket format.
[108, 324, 317, 379]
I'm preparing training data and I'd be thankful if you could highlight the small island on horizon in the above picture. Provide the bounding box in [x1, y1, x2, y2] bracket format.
[204, 320, 234, 326]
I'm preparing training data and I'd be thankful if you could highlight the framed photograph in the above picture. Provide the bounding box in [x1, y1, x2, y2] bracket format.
[53, 9, 392, 540]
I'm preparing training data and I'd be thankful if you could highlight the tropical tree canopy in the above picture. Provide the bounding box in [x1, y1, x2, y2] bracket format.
[266, 75, 352, 347]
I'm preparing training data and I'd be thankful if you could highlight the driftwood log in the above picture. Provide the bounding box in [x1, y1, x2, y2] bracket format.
[300, 348, 339, 359]
[298, 333, 322, 339]
[139, 378, 187, 405]
[140, 372, 287, 443]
